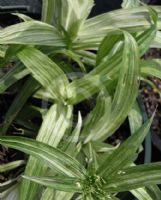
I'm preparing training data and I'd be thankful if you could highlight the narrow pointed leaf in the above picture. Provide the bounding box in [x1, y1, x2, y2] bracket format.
[96, 32, 123, 65]
[69, 20, 157, 105]
[1, 77, 39, 135]
[104, 162, 161, 192]
[77, 6, 161, 47]
[0, 136, 86, 178]
[128, 102, 143, 134]
[132, 185, 161, 200]
[17, 47, 69, 100]
[12, 13, 33, 22]
[88, 31, 139, 141]
[97, 114, 154, 177]
[0, 21, 65, 46]
[0, 64, 29, 94]
[42, 0, 60, 25]
[141, 59, 161, 79]
[20, 103, 73, 200]
[60, 0, 94, 39]
[67, 74, 110, 104]
[23, 176, 81, 192]
[83, 93, 111, 143]
[0, 160, 24, 173]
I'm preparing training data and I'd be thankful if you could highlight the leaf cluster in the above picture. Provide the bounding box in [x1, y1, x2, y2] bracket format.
[0, 0, 161, 200]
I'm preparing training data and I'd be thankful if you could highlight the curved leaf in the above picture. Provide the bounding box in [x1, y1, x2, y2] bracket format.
[23, 176, 81, 192]
[17, 47, 69, 101]
[19, 103, 73, 200]
[0, 136, 86, 178]
[0, 21, 65, 47]
[97, 114, 153, 177]
[77, 6, 161, 48]
[104, 163, 161, 192]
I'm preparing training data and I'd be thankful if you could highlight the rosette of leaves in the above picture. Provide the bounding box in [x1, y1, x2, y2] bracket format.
[0, 0, 161, 200]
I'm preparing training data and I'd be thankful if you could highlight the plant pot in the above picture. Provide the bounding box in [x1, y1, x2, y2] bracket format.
[0, 0, 41, 15]
[90, 0, 122, 17]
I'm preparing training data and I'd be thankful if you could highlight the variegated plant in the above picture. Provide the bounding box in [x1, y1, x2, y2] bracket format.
[0, 0, 161, 200]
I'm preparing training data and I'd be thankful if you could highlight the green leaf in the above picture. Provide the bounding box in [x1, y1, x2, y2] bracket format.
[132, 185, 161, 200]
[141, 59, 161, 79]
[87, 31, 139, 141]
[136, 25, 157, 57]
[104, 162, 161, 192]
[54, 49, 86, 72]
[23, 175, 81, 192]
[0, 179, 18, 193]
[145, 185, 161, 200]
[0, 136, 86, 178]
[12, 13, 33, 22]
[76, 50, 96, 67]
[71, 19, 154, 105]
[0, 184, 18, 200]
[0, 21, 65, 47]
[97, 114, 154, 178]
[0, 160, 24, 173]
[136, 6, 158, 55]
[40, 188, 56, 200]
[82, 93, 111, 143]
[42, 0, 60, 25]
[151, 31, 161, 48]
[40, 112, 82, 200]
[17, 46, 69, 101]
[0, 64, 29, 94]
[41, 187, 74, 200]
[0, 45, 8, 58]
[19, 103, 73, 200]
[62, 112, 82, 156]
[77, 6, 161, 48]
[67, 74, 110, 104]
[1, 77, 39, 135]
[128, 102, 143, 134]
[42, 0, 94, 37]
[61, 0, 94, 39]
[53, 192, 74, 200]
[96, 31, 123, 65]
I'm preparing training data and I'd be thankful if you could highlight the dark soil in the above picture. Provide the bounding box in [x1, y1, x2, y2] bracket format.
[140, 48, 161, 156]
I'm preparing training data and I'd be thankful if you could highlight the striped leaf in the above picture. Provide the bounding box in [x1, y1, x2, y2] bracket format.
[97, 114, 153, 177]
[22, 176, 81, 192]
[42, 0, 94, 37]
[104, 163, 161, 192]
[70, 15, 156, 106]
[0, 21, 65, 47]
[42, 0, 61, 25]
[1, 77, 39, 135]
[128, 102, 143, 134]
[17, 47, 69, 101]
[86, 31, 139, 141]
[0, 136, 86, 178]
[0, 160, 24, 173]
[67, 74, 110, 104]
[132, 185, 161, 200]
[19, 103, 73, 200]
[0, 64, 29, 94]
[141, 59, 161, 79]
[40, 112, 82, 200]
[77, 6, 161, 48]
